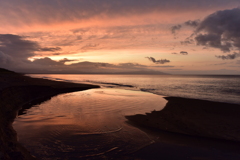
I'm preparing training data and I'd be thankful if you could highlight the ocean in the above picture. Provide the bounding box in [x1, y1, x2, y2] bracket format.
[29, 74, 240, 104]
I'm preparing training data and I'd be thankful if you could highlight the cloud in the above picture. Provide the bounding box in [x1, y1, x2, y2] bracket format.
[171, 51, 188, 55]
[81, 43, 99, 51]
[0, 34, 62, 60]
[118, 63, 145, 68]
[0, 34, 63, 70]
[0, 34, 38, 59]
[195, 34, 232, 52]
[180, 38, 194, 45]
[1, 0, 238, 28]
[25, 58, 155, 74]
[215, 52, 240, 60]
[171, 25, 182, 35]
[58, 58, 77, 64]
[180, 51, 188, 55]
[0, 34, 169, 74]
[184, 20, 200, 27]
[0, 51, 13, 65]
[0, 33, 163, 73]
[32, 57, 62, 66]
[194, 8, 240, 53]
[52, 53, 60, 55]
[39, 47, 61, 52]
[32, 57, 78, 66]
[171, 20, 199, 37]
[146, 57, 170, 64]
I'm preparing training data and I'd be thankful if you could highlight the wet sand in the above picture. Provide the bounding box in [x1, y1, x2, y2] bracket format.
[126, 97, 240, 142]
[0, 69, 99, 160]
[126, 97, 240, 159]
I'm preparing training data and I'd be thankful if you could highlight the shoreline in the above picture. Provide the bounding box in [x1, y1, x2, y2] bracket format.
[1, 70, 240, 159]
[126, 97, 240, 142]
[0, 72, 99, 160]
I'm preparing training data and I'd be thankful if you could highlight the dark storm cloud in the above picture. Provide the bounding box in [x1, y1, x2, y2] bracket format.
[184, 20, 200, 27]
[194, 8, 240, 52]
[146, 57, 170, 64]
[180, 51, 188, 55]
[215, 52, 240, 60]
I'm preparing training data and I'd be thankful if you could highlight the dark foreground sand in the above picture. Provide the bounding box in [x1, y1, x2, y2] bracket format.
[0, 69, 99, 160]
[126, 97, 240, 160]
[125, 97, 240, 159]
[126, 97, 240, 142]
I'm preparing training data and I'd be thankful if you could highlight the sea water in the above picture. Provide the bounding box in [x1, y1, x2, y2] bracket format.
[29, 74, 240, 104]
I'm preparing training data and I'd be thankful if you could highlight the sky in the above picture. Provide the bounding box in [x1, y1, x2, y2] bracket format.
[0, 0, 240, 75]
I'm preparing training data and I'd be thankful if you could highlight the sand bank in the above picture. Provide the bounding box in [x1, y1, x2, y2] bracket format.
[0, 70, 99, 160]
[126, 97, 240, 142]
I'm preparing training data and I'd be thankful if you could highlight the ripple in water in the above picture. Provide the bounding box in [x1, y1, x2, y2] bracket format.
[13, 88, 167, 159]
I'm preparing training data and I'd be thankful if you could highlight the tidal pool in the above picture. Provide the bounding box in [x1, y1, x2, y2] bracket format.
[13, 88, 167, 159]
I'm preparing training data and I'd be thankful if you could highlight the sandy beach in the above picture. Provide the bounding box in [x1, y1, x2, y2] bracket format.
[125, 97, 240, 159]
[1, 68, 240, 160]
[0, 69, 99, 160]
[126, 97, 240, 142]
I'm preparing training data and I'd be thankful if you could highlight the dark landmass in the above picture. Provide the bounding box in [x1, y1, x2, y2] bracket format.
[0, 68, 20, 75]
[126, 97, 240, 142]
[0, 68, 99, 160]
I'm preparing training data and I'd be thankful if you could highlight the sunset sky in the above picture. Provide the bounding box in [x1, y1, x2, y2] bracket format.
[0, 0, 240, 74]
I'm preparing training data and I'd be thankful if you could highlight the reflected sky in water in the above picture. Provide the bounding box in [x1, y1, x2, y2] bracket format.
[29, 74, 240, 104]
[13, 88, 166, 159]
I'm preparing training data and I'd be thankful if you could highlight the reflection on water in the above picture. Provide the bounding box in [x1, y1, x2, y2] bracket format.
[13, 88, 167, 159]
[29, 74, 240, 104]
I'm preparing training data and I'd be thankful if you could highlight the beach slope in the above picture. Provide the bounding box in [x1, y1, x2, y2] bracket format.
[0, 69, 99, 160]
[126, 97, 240, 142]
